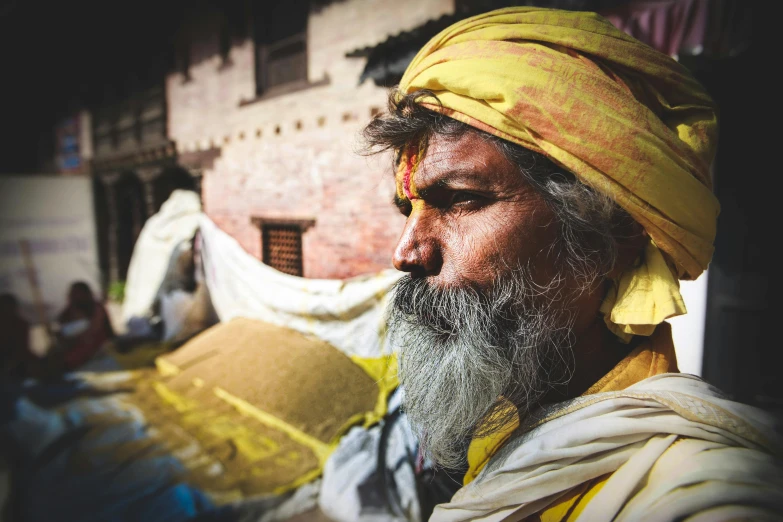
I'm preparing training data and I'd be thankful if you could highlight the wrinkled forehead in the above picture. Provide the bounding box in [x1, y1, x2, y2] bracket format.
[394, 134, 475, 199]
[394, 131, 522, 201]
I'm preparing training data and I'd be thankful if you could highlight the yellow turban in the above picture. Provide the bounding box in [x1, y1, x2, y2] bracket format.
[398, 7, 719, 339]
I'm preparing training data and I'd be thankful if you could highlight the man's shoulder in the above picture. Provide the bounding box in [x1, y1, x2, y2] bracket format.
[491, 373, 780, 464]
[437, 384, 782, 522]
[594, 435, 783, 520]
[528, 435, 782, 522]
[454, 433, 783, 522]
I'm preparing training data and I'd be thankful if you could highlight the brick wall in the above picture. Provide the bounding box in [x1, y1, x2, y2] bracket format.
[167, 0, 454, 279]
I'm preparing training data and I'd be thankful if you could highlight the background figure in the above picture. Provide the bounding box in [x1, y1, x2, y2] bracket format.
[0, 293, 32, 379]
[55, 282, 115, 370]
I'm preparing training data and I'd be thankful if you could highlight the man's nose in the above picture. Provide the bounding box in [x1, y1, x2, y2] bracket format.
[392, 212, 441, 276]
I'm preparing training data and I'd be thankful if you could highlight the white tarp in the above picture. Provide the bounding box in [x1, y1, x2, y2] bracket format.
[0, 175, 101, 324]
[121, 190, 202, 323]
[198, 216, 402, 358]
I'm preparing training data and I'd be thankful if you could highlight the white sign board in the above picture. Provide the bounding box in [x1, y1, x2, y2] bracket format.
[0, 175, 101, 327]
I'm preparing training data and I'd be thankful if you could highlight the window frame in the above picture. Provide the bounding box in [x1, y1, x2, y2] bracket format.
[251, 217, 315, 277]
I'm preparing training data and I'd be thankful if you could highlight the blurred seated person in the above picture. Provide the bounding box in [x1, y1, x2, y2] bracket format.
[55, 282, 115, 370]
[0, 293, 33, 378]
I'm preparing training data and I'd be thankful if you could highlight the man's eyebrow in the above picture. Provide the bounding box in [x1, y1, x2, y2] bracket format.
[417, 168, 493, 191]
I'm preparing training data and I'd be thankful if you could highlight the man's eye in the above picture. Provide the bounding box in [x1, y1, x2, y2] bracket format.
[451, 192, 483, 206]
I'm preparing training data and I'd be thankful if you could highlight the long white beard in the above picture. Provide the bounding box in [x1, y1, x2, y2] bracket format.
[387, 269, 576, 469]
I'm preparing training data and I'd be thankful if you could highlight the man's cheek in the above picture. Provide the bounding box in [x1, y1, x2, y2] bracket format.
[442, 230, 502, 286]
[455, 213, 520, 261]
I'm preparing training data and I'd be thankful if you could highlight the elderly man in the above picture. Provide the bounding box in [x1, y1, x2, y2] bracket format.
[364, 7, 782, 521]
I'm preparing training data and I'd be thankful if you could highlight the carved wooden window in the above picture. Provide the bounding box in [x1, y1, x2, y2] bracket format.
[252, 217, 314, 277]
[253, 0, 308, 95]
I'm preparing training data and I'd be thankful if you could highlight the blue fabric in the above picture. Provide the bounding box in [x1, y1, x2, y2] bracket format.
[1, 377, 227, 522]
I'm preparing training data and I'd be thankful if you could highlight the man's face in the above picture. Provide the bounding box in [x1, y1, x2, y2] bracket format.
[392, 132, 560, 289]
[389, 131, 591, 468]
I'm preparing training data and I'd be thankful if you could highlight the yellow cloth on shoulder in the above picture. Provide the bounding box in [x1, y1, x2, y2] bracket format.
[464, 404, 520, 486]
[398, 7, 719, 339]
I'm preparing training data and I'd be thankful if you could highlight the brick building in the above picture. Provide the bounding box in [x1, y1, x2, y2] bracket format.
[168, 0, 454, 279]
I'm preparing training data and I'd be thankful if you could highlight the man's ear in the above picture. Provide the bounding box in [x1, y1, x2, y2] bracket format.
[607, 220, 648, 280]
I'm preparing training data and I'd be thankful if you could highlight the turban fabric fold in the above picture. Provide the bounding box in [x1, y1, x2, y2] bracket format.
[398, 7, 720, 338]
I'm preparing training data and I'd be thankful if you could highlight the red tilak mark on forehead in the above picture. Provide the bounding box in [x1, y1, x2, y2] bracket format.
[402, 150, 417, 200]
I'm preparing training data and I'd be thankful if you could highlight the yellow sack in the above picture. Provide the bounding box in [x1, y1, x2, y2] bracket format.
[147, 318, 397, 498]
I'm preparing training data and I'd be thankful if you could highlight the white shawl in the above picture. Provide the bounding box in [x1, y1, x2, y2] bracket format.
[432, 374, 783, 521]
